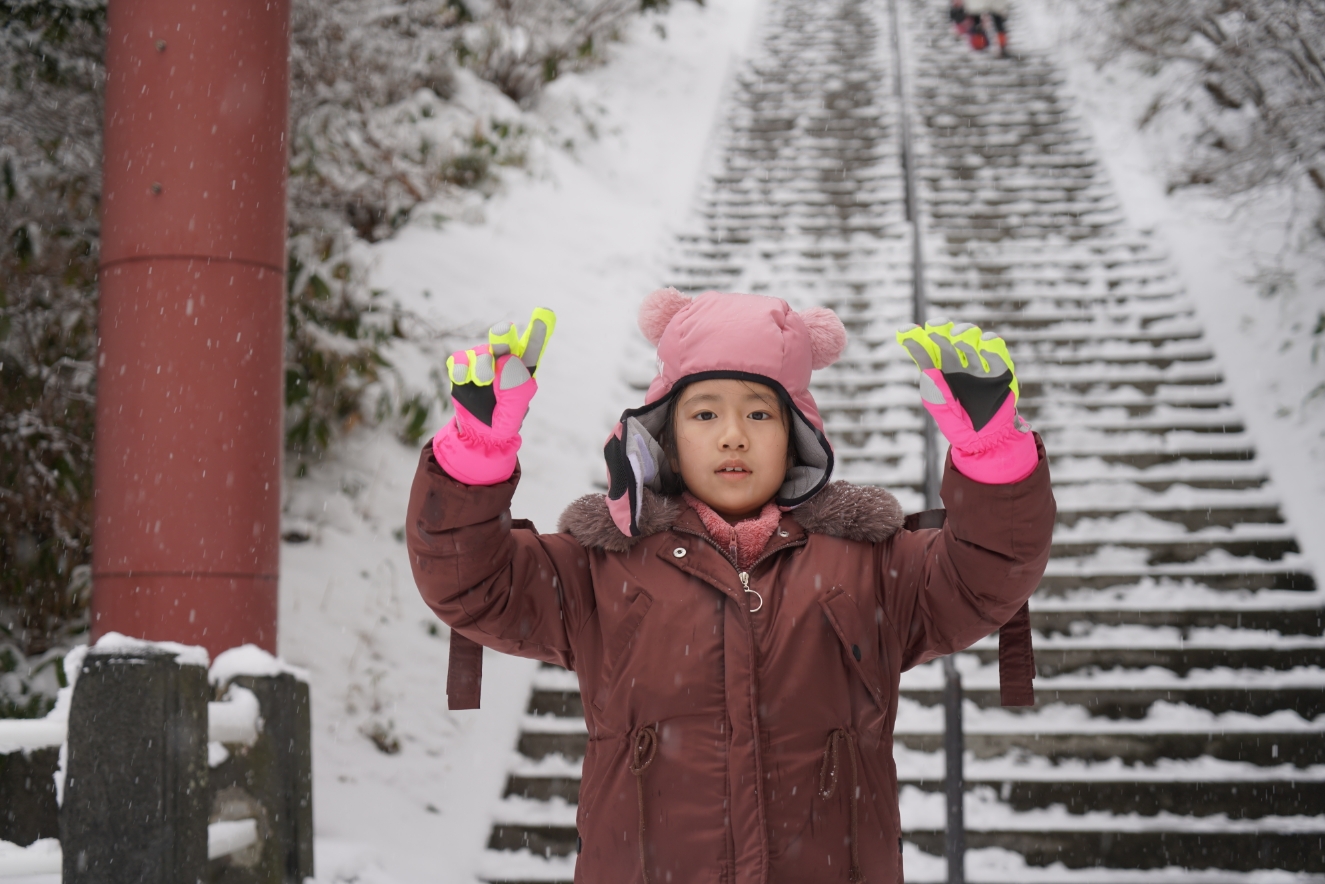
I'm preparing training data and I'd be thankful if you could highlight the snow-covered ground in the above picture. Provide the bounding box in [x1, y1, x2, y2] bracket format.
[274, 2, 762, 881]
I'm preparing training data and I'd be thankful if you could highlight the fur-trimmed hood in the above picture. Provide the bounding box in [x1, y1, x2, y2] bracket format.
[557, 480, 906, 552]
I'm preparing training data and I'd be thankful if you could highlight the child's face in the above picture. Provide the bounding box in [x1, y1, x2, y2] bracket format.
[672, 379, 791, 523]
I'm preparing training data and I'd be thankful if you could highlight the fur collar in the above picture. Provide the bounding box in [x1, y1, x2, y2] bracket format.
[556, 481, 906, 552]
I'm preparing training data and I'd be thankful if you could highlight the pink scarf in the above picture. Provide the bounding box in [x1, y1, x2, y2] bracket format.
[682, 493, 783, 571]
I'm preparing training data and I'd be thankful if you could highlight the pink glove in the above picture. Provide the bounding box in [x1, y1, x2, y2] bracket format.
[896, 319, 1038, 484]
[433, 309, 555, 485]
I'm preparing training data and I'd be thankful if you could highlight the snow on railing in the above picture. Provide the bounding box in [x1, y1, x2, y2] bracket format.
[0, 716, 66, 756]
[0, 819, 260, 878]
[207, 819, 260, 860]
[0, 839, 60, 877]
[0, 634, 313, 881]
[208, 685, 262, 745]
[0, 637, 293, 757]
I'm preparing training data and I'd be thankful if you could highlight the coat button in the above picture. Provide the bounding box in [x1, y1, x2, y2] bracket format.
[852, 644, 862, 661]
[673, 547, 686, 558]
[778, 530, 790, 538]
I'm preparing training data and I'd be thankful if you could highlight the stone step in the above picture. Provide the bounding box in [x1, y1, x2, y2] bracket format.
[504, 767, 1325, 820]
[509, 723, 1325, 773]
[894, 729, 1325, 767]
[1047, 535, 1299, 564]
[1029, 603, 1325, 637]
[487, 823, 577, 858]
[523, 674, 1325, 723]
[1036, 569, 1313, 594]
[929, 204, 1122, 221]
[901, 829, 1325, 874]
[1052, 505, 1281, 530]
[899, 685, 1325, 719]
[977, 642, 1325, 677]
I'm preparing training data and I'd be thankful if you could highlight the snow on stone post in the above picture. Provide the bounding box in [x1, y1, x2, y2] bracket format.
[62, 649, 210, 884]
[207, 671, 313, 884]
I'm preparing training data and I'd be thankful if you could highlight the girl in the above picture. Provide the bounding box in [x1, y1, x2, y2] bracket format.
[407, 289, 1055, 883]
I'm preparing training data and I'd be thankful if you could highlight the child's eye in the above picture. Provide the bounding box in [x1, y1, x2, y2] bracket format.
[749, 411, 773, 421]
[692, 410, 717, 421]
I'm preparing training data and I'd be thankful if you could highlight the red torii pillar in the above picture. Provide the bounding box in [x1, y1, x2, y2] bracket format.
[93, 0, 290, 657]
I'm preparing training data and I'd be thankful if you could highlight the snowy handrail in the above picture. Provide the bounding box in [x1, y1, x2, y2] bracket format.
[0, 687, 262, 755]
[0, 717, 66, 756]
[0, 820, 260, 879]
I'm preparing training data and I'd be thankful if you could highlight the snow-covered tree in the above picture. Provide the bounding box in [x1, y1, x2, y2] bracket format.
[2, 0, 672, 661]
[282, 0, 531, 466]
[0, 0, 103, 657]
[1103, 0, 1325, 221]
[458, 0, 648, 103]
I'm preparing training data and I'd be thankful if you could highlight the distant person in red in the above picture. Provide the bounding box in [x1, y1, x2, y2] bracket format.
[949, 0, 973, 35]
[964, 0, 1010, 55]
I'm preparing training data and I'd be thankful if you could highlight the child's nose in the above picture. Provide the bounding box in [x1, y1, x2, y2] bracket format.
[719, 420, 748, 449]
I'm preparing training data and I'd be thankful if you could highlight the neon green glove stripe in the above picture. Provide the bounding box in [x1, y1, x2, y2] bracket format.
[518, 306, 557, 370]
[445, 348, 495, 387]
[489, 322, 521, 358]
[895, 325, 940, 369]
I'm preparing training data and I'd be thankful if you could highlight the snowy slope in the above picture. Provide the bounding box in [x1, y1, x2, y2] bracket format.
[275, 2, 763, 882]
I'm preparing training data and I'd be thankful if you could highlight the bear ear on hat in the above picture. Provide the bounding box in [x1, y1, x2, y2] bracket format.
[639, 287, 691, 346]
[800, 306, 847, 369]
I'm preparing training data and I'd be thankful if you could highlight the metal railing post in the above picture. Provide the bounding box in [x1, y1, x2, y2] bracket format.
[942, 655, 966, 884]
[887, 0, 965, 879]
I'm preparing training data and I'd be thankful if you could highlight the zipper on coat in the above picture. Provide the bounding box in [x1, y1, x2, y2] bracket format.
[739, 571, 763, 613]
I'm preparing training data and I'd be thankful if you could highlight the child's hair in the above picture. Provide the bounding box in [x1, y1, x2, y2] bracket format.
[655, 380, 796, 496]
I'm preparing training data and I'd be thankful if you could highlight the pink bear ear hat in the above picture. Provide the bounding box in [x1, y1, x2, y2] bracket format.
[604, 288, 848, 537]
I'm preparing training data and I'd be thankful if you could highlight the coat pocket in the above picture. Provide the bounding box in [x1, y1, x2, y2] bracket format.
[591, 588, 653, 711]
[817, 587, 887, 714]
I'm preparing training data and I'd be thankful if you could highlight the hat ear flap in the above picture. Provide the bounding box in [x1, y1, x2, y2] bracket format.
[799, 306, 847, 369]
[639, 287, 691, 346]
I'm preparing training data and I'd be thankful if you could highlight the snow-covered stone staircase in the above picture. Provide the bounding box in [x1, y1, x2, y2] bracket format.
[473, 0, 1325, 880]
[890, 0, 1325, 879]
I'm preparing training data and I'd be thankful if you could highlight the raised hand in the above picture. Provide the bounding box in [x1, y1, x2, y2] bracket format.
[896, 319, 1038, 484]
[434, 307, 556, 485]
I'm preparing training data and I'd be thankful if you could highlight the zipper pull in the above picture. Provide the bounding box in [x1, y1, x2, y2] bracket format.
[739, 571, 763, 614]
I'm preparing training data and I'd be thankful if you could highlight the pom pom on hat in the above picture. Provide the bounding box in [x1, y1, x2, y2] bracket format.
[800, 306, 847, 369]
[639, 287, 690, 346]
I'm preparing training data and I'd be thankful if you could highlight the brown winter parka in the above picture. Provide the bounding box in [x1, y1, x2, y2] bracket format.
[406, 436, 1055, 884]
